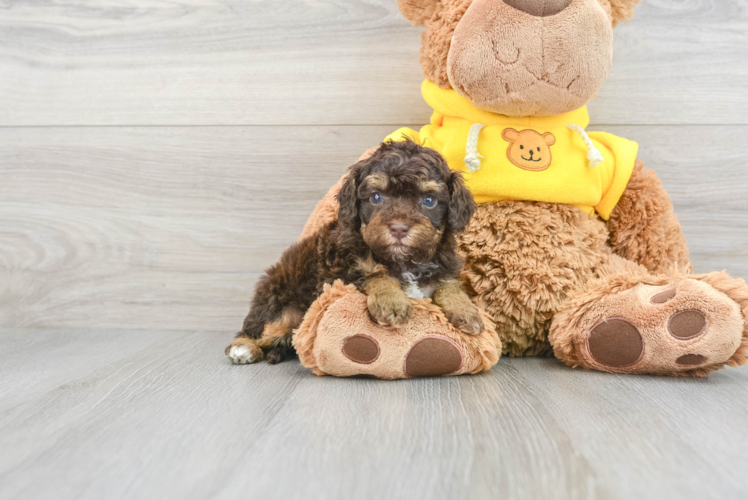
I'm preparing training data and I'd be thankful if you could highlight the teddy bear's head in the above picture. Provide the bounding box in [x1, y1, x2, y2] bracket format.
[398, 0, 641, 116]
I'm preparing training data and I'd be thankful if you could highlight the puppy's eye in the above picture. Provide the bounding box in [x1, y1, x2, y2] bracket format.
[370, 193, 383, 204]
[422, 196, 437, 208]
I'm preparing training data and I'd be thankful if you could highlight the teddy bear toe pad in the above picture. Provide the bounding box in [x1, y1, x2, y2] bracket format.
[577, 278, 744, 375]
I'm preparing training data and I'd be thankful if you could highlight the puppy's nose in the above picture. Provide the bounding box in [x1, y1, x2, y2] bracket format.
[390, 224, 410, 240]
[504, 0, 572, 17]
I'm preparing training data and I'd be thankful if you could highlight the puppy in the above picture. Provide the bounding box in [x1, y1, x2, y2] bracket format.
[226, 139, 484, 365]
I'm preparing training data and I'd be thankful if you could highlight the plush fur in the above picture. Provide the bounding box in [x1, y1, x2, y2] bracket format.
[297, 0, 748, 376]
[607, 160, 691, 274]
[293, 280, 502, 379]
[227, 140, 481, 364]
[405, 0, 617, 116]
[446, 0, 613, 116]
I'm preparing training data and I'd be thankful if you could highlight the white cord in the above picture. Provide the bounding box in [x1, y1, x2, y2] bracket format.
[464, 123, 485, 172]
[567, 124, 604, 168]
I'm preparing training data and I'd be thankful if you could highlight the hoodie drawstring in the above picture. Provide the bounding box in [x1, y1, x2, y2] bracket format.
[464, 123, 485, 172]
[567, 124, 604, 168]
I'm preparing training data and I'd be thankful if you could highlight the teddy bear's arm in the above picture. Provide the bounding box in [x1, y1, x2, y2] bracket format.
[606, 159, 691, 274]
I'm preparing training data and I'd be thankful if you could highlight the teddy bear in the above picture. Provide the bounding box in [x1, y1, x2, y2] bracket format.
[291, 0, 748, 378]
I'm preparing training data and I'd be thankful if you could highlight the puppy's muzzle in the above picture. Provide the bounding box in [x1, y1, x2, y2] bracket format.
[389, 223, 410, 241]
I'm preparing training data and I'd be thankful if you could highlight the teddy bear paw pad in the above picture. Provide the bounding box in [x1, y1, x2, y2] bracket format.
[588, 318, 643, 368]
[404, 337, 463, 377]
[668, 310, 707, 340]
[342, 335, 380, 364]
[576, 278, 744, 375]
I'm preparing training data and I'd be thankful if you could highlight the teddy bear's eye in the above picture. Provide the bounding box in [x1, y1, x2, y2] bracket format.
[537, 147, 541, 152]
[370, 193, 383, 204]
[520, 145, 524, 150]
[422, 196, 437, 208]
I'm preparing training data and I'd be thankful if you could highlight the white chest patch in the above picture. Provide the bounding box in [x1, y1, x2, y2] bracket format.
[402, 272, 435, 300]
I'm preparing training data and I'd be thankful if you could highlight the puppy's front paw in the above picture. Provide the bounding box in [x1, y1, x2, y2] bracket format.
[225, 337, 264, 364]
[444, 304, 484, 336]
[368, 292, 413, 327]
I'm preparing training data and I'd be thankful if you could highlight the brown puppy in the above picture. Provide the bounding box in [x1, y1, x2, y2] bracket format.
[226, 139, 482, 365]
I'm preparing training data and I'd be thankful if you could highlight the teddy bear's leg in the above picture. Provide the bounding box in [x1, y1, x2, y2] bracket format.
[606, 159, 691, 274]
[458, 201, 614, 357]
[293, 282, 502, 379]
[549, 255, 748, 376]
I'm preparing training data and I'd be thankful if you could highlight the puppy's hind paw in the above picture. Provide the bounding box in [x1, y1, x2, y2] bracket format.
[225, 338, 264, 364]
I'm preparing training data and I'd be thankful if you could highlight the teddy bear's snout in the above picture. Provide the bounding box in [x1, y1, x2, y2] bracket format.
[446, 0, 613, 117]
[504, 0, 573, 17]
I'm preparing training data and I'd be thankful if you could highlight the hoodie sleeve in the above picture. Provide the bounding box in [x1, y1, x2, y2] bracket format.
[384, 127, 422, 145]
[589, 132, 639, 220]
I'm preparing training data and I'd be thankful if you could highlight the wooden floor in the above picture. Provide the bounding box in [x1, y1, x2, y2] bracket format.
[1, 0, 747, 499]
[2, 329, 748, 500]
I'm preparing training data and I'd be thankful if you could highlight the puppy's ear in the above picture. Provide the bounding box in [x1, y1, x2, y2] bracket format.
[447, 171, 475, 232]
[336, 165, 362, 230]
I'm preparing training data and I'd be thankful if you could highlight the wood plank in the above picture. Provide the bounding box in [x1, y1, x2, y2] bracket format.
[515, 357, 748, 500]
[0, 328, 167, 412]
[0, 0, 746, 127]
[0, 125, 746, 332]
[0, 328, 746, 499]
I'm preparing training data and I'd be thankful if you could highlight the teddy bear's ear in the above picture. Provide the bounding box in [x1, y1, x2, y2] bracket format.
[397, 0, 440, 26]
[602, 0, 643, 27]
[502, 128, 519, 142]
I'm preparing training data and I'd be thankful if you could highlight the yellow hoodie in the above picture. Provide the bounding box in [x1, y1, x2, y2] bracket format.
[384, 80, 639, 220]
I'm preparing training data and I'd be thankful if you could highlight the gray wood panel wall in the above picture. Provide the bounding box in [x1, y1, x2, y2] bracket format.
[1, 0, 747, 332]
[3, 3, 748, 500]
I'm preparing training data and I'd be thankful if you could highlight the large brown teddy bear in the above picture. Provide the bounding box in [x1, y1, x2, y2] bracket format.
[291, 0, 748, 378]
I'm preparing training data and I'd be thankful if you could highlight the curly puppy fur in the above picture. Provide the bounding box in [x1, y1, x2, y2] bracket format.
[229, 140, 479, 364]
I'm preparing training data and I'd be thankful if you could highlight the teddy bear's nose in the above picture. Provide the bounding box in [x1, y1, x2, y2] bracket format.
[504, 0, 573, 17]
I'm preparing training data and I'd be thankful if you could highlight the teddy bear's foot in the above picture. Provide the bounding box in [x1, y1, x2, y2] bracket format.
[550, 271, 748, 376]
[293, 281, 502, 379]
[225, 336, 264, 365]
